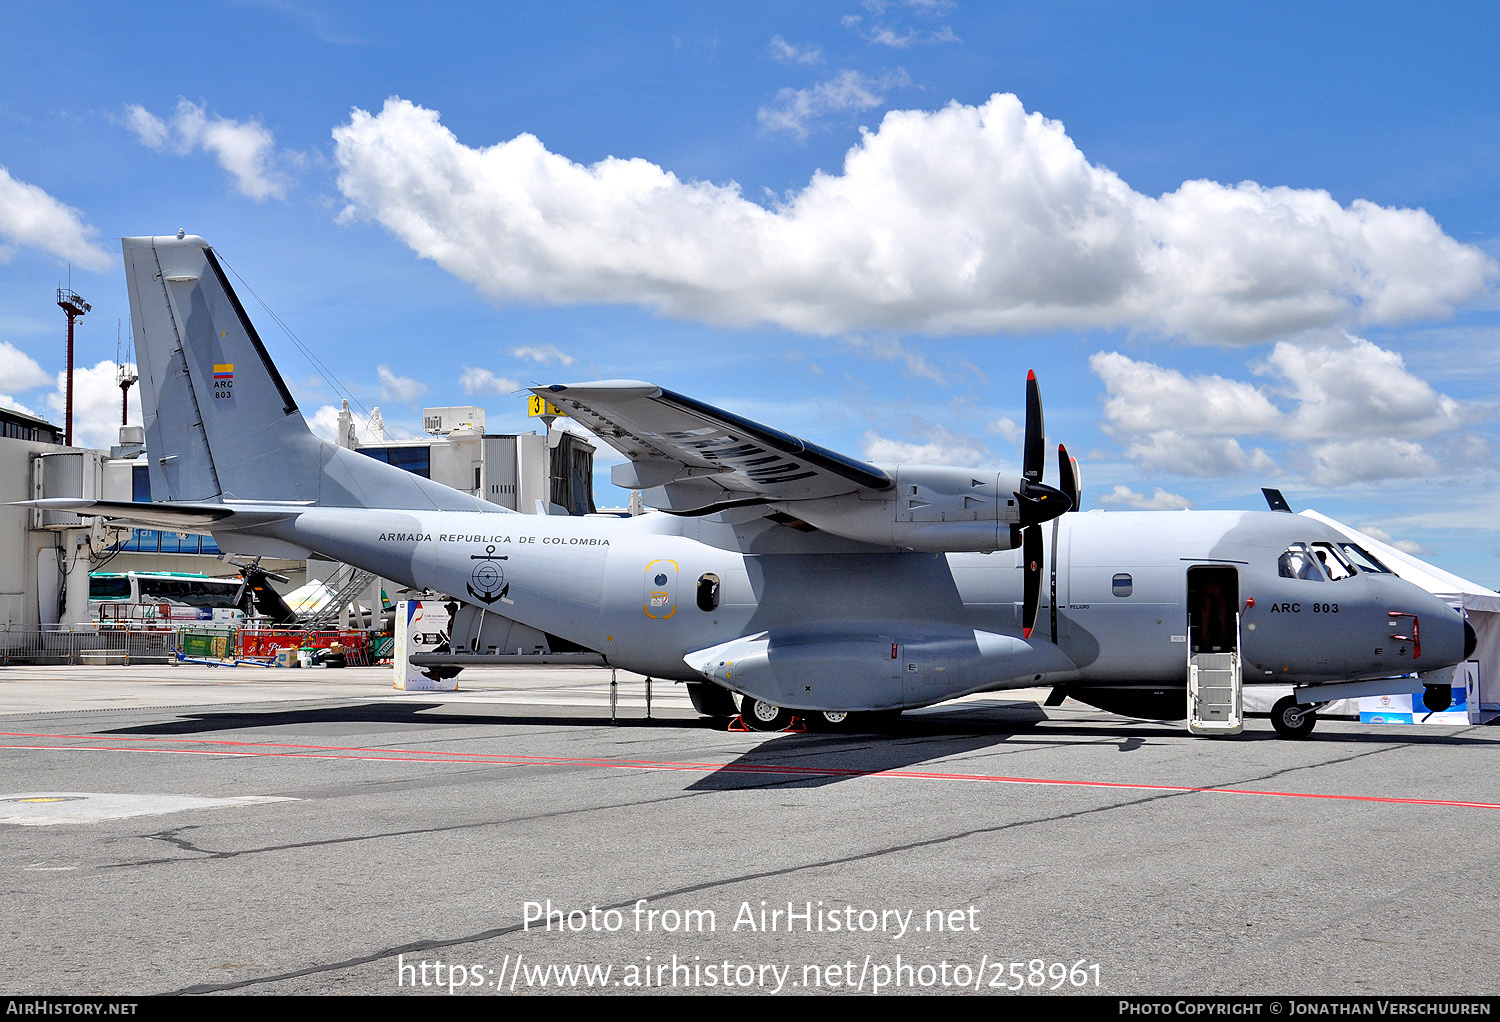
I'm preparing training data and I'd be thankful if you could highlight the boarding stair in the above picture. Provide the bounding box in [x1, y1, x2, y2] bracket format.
[1188, 650, 1243, 735]
[300, 565, 378, 630]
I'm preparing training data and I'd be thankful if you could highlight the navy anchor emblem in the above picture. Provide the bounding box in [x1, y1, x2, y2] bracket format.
[467, 545, 510, 605]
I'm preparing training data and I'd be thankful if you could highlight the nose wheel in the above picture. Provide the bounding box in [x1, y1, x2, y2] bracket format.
[1270, 695, 1318, 738]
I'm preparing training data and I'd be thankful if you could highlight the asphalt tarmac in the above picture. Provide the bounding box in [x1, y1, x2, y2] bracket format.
[2, 663, 1496, 998]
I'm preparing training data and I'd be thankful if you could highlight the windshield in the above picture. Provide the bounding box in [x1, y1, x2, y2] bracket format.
[1338, 542, 1391, 574]
[1310, 542, 1356, 581]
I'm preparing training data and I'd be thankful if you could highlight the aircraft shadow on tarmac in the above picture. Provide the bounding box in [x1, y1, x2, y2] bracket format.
[98, 700, 1488, 792]
[101, 697, 1050, 738]
[688, 706, 1492, 789]
[97, 699, 1056, 788]
[99, 701, 735, 736]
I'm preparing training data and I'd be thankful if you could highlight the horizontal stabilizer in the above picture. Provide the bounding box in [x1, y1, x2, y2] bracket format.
[18, 498, 294, 532]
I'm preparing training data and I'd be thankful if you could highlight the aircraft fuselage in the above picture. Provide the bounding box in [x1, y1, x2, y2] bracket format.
[222, 503, 1469, 713]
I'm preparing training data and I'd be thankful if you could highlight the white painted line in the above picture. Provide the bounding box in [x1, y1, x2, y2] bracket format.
[0, 792, 296, 826]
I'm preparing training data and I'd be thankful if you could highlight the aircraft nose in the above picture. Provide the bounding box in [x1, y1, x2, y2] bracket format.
[1465, 619, 1478, 660]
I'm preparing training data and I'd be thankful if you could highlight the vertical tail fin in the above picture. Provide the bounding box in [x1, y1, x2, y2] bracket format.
[123, 234, 495, 512]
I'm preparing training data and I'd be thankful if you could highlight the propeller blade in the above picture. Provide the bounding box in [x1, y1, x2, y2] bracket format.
[1057, 443, 1081, 511]
[1022, 524, 1043, 639]
[1023, 369, 1045, 485]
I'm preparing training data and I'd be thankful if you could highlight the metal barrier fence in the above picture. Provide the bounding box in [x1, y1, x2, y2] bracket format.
[0, 629, 180, 666]
[0, 627, 389, 667]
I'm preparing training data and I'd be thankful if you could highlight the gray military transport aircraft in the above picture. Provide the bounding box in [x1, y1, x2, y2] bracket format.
[30, 234, 1478, 738]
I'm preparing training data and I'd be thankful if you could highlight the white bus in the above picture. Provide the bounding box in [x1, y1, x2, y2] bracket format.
[89, 571, 247, 627]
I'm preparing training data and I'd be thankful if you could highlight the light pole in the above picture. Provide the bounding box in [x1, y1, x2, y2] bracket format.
[56, 287, 90, 446]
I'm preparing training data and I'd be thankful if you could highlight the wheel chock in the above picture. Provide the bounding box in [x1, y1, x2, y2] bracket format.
[727, 715, 808, 733]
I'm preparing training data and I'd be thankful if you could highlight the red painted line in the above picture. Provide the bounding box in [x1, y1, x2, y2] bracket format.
[2, 731, 1497, 810]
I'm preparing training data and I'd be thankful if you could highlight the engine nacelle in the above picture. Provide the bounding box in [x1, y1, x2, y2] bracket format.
[785, 466, 1028, 552]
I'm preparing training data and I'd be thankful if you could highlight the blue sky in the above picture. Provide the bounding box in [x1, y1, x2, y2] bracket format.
[2, 2, 1498, 581]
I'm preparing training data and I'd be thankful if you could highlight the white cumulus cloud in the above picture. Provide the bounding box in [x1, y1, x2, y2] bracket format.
[843, 2, 961, 48]
[768, 36, 823, 65]
[332, 95, 1493, 342]
[1090, 352, 1280, 435]
[125, 99, 292, 200]
[376, 364, 427, 403]
[1357, 524, 1430, 556]
[460, 367, 521, 396]
[862, 427, 988, 467]
[1259, 335, 1465, 440]
[758, 69, 910, 139]
[511, 344, 577, 367]
[1305, 438, 1437, 488]
[1097, 484, 1193, 510]
[841, 335, 946, 383]
[0, 341, 52, 392]
[44, 361, 143, 450]
[1091, 336, 1473, 484]
[0, 167, 111, 271]
[307, 403, 371, 445]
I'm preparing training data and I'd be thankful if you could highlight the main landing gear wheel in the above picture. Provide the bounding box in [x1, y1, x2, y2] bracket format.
[1270, 695, 1317, 739]
[817, 710, 853, 730]
[741, 697, 794, 732]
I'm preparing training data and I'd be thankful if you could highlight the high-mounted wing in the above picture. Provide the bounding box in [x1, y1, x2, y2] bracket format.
[537, 374, 1072, 558]
[533, 381, 891, 512]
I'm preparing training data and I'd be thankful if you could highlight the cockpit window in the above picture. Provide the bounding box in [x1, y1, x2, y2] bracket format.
[1311, 542, 1355, 581]
[1278, 543, 1326, 581]
[1338, 543, 1391, 574]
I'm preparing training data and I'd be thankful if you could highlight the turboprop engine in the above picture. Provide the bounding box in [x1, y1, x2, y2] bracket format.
[776, 372, 1078, 555]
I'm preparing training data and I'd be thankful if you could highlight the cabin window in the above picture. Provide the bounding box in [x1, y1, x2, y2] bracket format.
[1112, 573, 1133, 597]
[696, 573, 721, 612]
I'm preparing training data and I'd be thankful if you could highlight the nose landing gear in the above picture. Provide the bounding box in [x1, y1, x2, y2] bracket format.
[1270, 695, 1318, 738]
